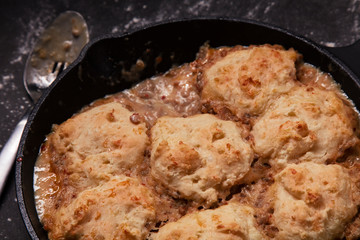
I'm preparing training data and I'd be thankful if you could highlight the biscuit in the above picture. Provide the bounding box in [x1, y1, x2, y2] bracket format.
[271, 162, 357, 240]
[46, 102, 149, 189]
[151, 203, 264, 240]
[251, 86, 359, 168]
[200, 45, 300, 117]
[47, 176, 156, 240]
[150, 114, 253, 205]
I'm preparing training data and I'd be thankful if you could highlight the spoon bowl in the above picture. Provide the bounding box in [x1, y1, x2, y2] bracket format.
[24, 11, 89, 102]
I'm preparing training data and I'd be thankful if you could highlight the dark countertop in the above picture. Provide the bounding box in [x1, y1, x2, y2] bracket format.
[0, 0, 359, 239]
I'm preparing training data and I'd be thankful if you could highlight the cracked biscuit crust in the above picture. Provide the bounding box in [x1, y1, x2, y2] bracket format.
[46, 102, 149, 189]
[150, 203, 265, 240]
[200, 44, 300, 117]
[251, 86, 359, 168]
[271, 162, 357, 240]
[48, 176, 156, 240]
[150, 114, 253, 205]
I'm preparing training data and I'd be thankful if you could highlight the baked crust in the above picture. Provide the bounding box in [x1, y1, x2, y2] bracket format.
[150, 114, 253, 205]
[251, 86, 359, 168]
[47, 101, 148, 189]
[271, 162, 357, 240]
[150, 203, 265, 240]
[48, 176, 156, 240]
[200, 44, 301, 117]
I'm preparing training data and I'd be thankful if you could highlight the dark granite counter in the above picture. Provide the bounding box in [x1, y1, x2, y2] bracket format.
[0, 0, 359, 239]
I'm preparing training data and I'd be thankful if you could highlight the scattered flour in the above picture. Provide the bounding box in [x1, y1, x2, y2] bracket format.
[2, 74, 14, 83]
[10, 10, 55, 65]
[0, 7, 55, 141]
[245, 2, 262, 18]
[123, 17, 152, 31]
[321, 42, 336, 47]
[0, 74, 16, 92]
[187, 0, 213, 15]
[264, 1, 276, 14]
[348, 0, 360, 12]
[0, 7, 54, 137]
[111, 26, 120, 33]
[125, 4, 133, 12]
[9, 56, 22, 65]
[115, 0, 217, 34]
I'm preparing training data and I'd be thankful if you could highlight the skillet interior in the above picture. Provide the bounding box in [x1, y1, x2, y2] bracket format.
[15, 18, 360, 239]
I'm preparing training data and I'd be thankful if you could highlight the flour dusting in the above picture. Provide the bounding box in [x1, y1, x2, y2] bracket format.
[115, 0, 217, 35]
[264, 1, 275, 14]
[245, 2, 262, 18]
[111, 26, 120, 33]
[321, 42, 336, 47]
[123, 17, 152, 31]
[0, 6, 54, 134]
[0, 74, 15, 91]
[10, 8, 55, 66]
[187, 0, 213, 15]
[125, 4, 134, 12]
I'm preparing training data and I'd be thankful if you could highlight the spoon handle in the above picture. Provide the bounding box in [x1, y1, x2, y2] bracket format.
[0, 111, 29, 196]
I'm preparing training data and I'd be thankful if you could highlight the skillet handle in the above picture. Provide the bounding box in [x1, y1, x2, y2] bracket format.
[0, 110, 29, 196]
[325, 40, 360, 79]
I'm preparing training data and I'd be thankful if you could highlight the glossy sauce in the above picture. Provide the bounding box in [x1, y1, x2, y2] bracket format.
[114, 63, 201, 127]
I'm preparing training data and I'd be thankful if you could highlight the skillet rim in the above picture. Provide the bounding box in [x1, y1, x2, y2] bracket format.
[27, 16, 360, 118]
[15, 17, 360, 239]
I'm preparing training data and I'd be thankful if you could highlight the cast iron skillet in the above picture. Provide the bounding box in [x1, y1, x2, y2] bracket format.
[15, 18, 360, 239]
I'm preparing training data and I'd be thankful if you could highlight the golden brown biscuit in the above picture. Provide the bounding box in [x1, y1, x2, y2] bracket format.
[271, 162, 357, 240]
[151, 203, 265, 240]
[47, 176, 156, 240]
[251, 86, 359, 168]
[150, 114, 253, 205]
[201, 45, 300, 117]
[47, 101, 149, 189]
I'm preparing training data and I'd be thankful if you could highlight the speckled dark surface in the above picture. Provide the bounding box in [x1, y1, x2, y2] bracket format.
[0, 0, 360, 239]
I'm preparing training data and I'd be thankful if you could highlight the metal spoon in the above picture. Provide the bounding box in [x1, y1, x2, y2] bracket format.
[0, 11, 89, 196]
